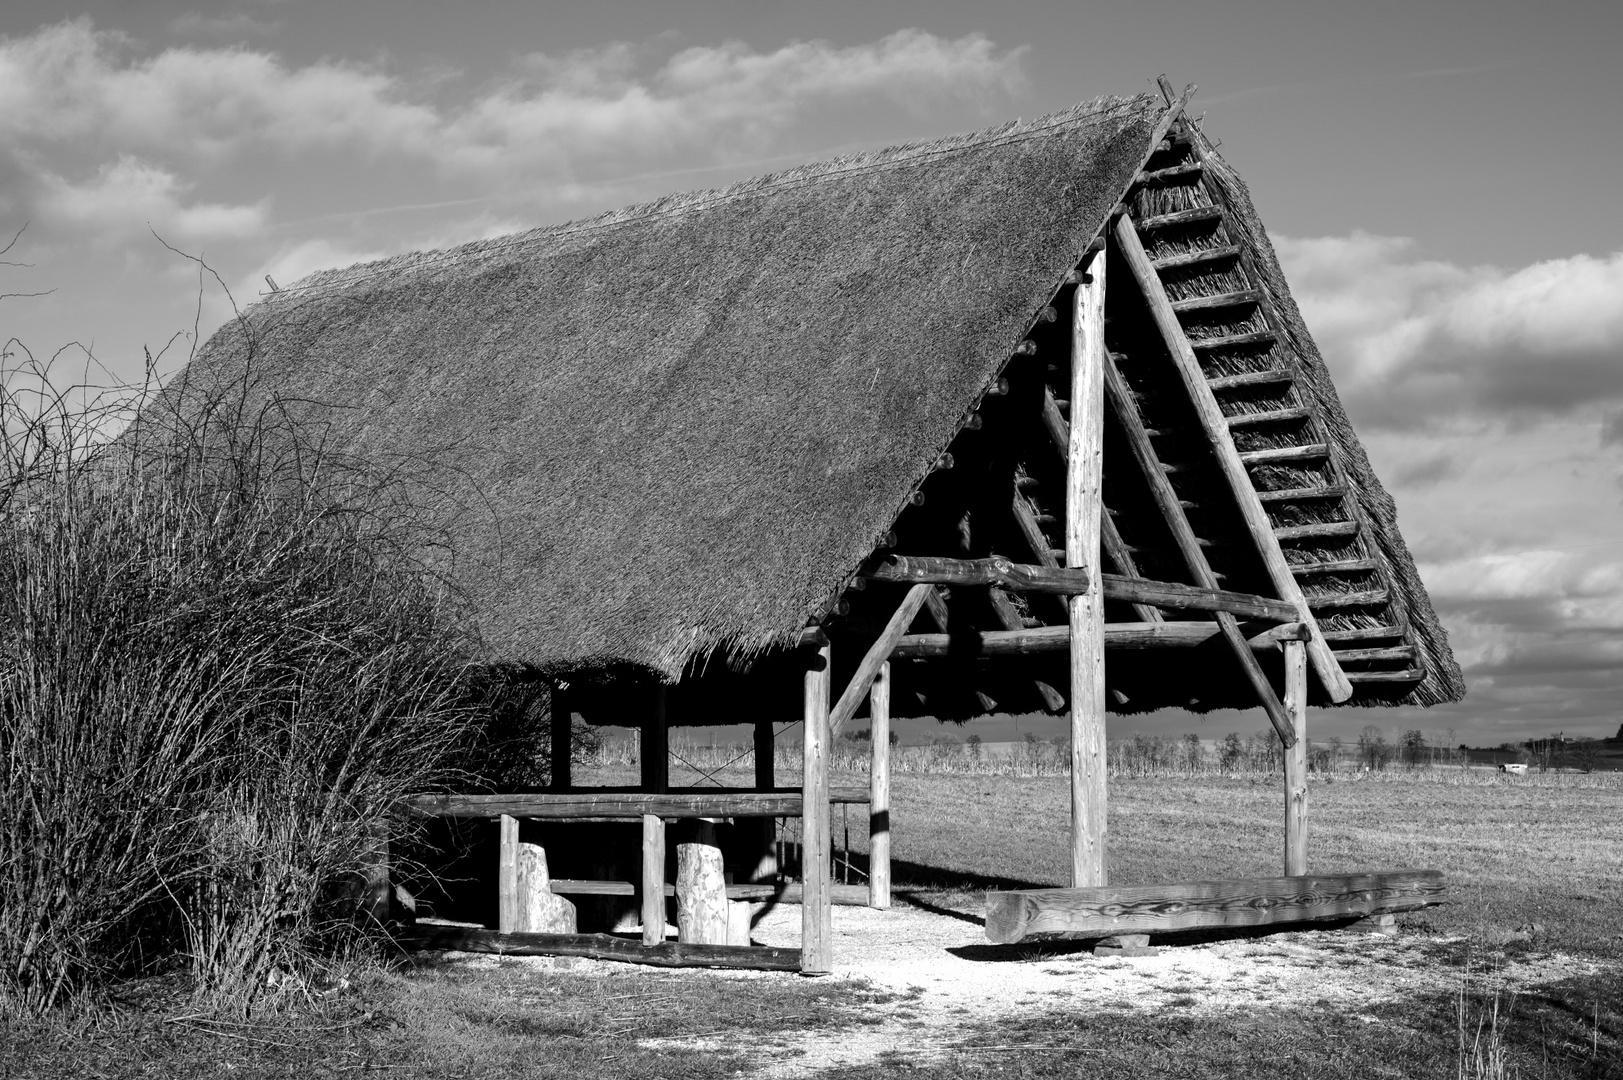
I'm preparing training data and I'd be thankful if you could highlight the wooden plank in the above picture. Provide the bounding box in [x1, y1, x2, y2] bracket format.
[1283, 638, 1308, 876]
[1136, 205, 1222, 231]
[401, 926, 800, 971]
[1226, 407, 1312, 428]
[1290, 558, 1377, 575]
[863, 554, 1089, 596]
[829, 583, 932, 735]
[1238, 443, 1330, 466]
[1170, 288, 1263, 314]
[869, 662, 891, 911]
[1332, 645, 1415, 663]
[984, 870, 1446, 944]
[1114, 215, 1353, 703]
[498, 815, 519, 935]
[641, 814, 665, 946]
[802, 642, 832, 974]
[1069, 248, 1107, 889]
[1274, 521, 1360, 541]
[406, 790, 868, 819]
[1101, 349, 1297, 745]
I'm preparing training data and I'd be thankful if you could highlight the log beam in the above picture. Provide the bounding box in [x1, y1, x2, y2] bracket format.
[1068, 247, 1107, 889]
[984, 870, 1446, 944]
[402, 927, 801, 971]
[641, 814, 666, 945]
[888, 620, 1310, 658]
[829, 583, 932, 735]
[863, 554, 1088, 596]
[801, 642, 833, 974]
[1284, 638, 1308, 876]
[868, 662, 892, 910]
[406, 789, 869, 820]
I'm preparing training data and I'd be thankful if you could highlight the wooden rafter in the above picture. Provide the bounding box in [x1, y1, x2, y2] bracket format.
[829, 583, 932, 735]
[1112, 213, 1353, 704]
[1100, 347, 1297, 745]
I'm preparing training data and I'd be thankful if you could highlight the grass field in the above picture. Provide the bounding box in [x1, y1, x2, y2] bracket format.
[5, 766, 1620, 1078]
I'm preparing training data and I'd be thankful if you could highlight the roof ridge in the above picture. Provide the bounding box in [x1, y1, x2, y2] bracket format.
[279, 94, 1157, 298]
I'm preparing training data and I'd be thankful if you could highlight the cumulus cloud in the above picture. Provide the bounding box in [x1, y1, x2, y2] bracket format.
[1277, 232, 1623, 430]
[36, 155, 267, 239]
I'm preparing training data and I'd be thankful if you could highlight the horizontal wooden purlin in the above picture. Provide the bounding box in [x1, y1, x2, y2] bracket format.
[1102, 574, 1299, 622]
[1331, 645, 1416, 663]
[1258, 484, 1348, 503]
[863, 555, 1089, 595]
[549, 881, 871, 906]
[1238, 443, 1330, 466]
[1290, 558, 1379, 575]
[1135, 161, 1204, 187]
[406, 789, 870, 820]
[1170, 288, 1264, 314]
[401, 927, 801, 971]
[890, 621, 1309, 659]
[1273, 521, 1360, 541]
[1135, 205, 1223, 231]
[1321, 624, 1406, 642]
[1193, 328, 1277, 353]
[1205, 368, 1290, 392]
[1226, 407, 1312, 428]
[983, 870, 1445, 944]
[1346, 667, 1425, 683]
[1150, 244, 1240, 273]
[1305, 589, 1390, 610]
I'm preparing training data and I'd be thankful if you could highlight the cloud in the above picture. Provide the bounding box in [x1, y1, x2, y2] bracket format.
[1276, 232, 1623, 430]
[36, 155, 267, 240]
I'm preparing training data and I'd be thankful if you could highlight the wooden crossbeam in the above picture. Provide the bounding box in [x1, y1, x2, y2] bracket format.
[829, 583, 933, 735]
[863, 554, 1089, 595]
[1113, 214, 1352, 703]
[1101, 351, 1297, 744]
[984, 870, 1446, 944]
[1103, 575, 1297, 622]
[403, 926, 801, 971]
[406, 789, 869, 819]
[889, 620, 1309, 658]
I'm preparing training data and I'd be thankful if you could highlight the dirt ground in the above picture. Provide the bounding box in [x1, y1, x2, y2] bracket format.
[449, 900, 1605, 1078]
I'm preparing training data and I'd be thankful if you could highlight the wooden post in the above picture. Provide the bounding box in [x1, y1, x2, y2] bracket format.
[1284, 638, 1308, 876]
[516, 842, 577, 932]
[801, 643, 833, 974]
[868, 662, 892, 910]
[1068, 250, 1108, 888]
[642, 684, 668, 794]
[498, 814, 520, 934]
[550, 683, 571, 791]
[754, 719, 775, 790]
[641, 813, 666, 945]
[676, 819, 729, 945]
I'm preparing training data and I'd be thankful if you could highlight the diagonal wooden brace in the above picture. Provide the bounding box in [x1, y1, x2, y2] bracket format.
[829, 583, 933, 735]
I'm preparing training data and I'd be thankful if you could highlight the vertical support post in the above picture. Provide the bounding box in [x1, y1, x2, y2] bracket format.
[1283, 638, 1309, 876]
[550, 682, 572, 791]
[641, 684, 669, 794]
[676, 819, 729, 945]
[754, 719, 776, 790]
[868, 662, 892, 910]
[801, 643, 833, 974]
[498, 814, 519, 934]
[1067, 249, 1108, 888]
[641, 813, 666, 945]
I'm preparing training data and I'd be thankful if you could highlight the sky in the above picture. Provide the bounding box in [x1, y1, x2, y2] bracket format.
[1, 0, 1620, 746]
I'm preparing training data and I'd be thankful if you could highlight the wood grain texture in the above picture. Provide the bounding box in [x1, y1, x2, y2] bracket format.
[801, 642, 833, 974]
[1283, 638, 1308, 876]
[641, 814, 665, 945]
[863, 555, 1089, 596]
[676, 820, 728, 945]
[1069, 253, 1107, 889]
[868, 662, 891, 911]
[984, 870, 1445, 944]
[1113, 214, 1353, 703]
[401, 927, 800, 971]
[498, 814, 519, 934]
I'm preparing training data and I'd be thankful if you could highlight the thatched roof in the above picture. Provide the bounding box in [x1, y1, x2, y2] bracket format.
[173, 90, 1462, 712]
